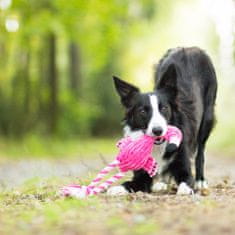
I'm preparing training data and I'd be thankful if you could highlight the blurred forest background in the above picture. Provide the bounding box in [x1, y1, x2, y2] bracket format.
[0, 0, 234, 157]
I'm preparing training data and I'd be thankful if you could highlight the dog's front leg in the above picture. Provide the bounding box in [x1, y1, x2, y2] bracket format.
[107, 169, 153, 196]
[122, 169, 153, 193]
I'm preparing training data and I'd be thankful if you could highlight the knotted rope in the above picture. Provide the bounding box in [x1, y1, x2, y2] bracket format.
[60, 125, 182, 198]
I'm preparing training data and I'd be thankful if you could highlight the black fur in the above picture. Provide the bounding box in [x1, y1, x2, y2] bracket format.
[113, 76, 157, 132]
[113, 47, 217, 193]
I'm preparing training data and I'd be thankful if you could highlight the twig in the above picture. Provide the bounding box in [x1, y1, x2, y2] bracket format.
[98, 153, 109, 166]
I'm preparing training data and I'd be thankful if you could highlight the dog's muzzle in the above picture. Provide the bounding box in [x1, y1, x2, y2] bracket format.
[154, 137, 165, 145]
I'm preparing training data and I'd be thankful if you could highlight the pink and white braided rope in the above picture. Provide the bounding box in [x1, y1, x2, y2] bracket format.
[60, 160, 125, 198]
[60, 125, 182, 199]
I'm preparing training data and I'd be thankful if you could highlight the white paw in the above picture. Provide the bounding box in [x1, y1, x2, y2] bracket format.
[106, 186, 128, 196]
[152, 182, 168, 192]
[195, 180, 208, 190]
[177, 182, 193, 195]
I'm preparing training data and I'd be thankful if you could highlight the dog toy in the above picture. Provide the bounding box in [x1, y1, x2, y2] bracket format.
[60, 125, 182, 198]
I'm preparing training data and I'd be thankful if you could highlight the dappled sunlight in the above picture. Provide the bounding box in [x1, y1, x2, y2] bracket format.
[122, 0, 216, 91]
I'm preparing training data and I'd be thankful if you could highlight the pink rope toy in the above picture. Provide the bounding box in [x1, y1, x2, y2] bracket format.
[60, 125, 183, 198]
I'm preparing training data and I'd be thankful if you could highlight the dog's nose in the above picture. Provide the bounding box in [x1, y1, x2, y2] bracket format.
[152, 127, 163, 136]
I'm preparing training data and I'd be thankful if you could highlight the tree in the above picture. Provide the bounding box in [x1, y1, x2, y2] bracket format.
[0, 0, 157, 138]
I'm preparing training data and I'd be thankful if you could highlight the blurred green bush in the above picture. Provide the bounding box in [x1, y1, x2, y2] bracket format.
[57, 92, 101, 137]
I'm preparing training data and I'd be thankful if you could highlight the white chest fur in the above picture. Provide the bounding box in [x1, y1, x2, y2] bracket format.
[152, 142, 168, 174]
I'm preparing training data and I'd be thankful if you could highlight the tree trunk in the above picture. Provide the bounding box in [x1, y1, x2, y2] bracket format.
[24, 49, 31, 114]
[48, 33, 58, 134]
[68, 41, 81, 97]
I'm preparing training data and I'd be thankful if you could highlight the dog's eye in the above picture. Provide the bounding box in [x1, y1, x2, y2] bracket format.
[160, 105, 168, 112]
[139, 108, 146, 115]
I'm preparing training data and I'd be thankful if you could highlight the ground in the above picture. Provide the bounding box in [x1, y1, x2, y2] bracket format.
[0, 154, 235, 235]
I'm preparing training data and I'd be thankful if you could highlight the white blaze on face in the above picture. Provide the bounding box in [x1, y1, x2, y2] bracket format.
[146, 94, 167, 136]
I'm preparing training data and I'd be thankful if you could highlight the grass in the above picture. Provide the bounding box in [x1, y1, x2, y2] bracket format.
[0, 127, 234, 161]
[0, 135, 118, 160]
[1, 176, 235, 235]
[207, 119, 235, 157]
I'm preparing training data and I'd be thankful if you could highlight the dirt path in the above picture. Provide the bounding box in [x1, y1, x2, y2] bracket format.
[0, 158, 102, 188]
[0, 154, 235, 188]
[1, 154, 235, 235]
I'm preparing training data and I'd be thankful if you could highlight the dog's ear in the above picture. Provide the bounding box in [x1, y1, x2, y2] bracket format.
[113, 76, 139, 108]
[157, 64, 178, 99]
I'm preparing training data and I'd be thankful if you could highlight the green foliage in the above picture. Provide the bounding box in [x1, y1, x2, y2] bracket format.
[57, 92, 101, 137]
[0, 0, 158, 138]
[0, 136, 117, 159]
[208, 120, 235, 156]
[0, 0, 234, 154]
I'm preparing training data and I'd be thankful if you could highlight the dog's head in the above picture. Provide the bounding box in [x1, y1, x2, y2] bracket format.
[113, 65, 178, 138]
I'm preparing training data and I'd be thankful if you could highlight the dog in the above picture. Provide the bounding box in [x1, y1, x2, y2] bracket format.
[108, 47, 217, 195]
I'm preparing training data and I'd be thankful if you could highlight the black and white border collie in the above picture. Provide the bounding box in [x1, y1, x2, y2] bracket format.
[108, 47, 217, 195]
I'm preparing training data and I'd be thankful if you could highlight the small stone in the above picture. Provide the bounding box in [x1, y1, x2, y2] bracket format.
[201, 188, 210, 196]
[133, 214, 146, 223]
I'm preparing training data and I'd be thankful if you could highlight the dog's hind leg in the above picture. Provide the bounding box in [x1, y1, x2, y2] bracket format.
[195, 106, 216, 190]
[195, 143, 208, 189]
[168, 146, 194, 195]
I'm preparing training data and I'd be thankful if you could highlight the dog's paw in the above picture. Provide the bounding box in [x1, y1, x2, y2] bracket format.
[152, 182, 168, 192]
[106, 186, 128, 196]
[177, 182, 194, 195]
[195, 180, 208, 190]
[165, 143, 178, 153]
